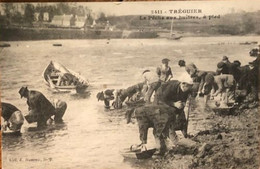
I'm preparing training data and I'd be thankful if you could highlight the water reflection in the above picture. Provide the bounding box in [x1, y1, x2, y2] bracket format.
[70, 91, 91, 99]
[2, 123, 68, 150]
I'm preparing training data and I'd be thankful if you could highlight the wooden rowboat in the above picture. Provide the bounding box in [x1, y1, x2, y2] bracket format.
[42, 61, 89, 93]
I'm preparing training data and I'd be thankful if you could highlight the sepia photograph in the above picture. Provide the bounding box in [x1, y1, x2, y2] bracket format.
[0, 1, 259, 169]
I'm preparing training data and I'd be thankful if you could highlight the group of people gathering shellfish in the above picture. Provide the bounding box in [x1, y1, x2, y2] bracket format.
[1, 46, 258, 155]
[96, 52, 259, 155]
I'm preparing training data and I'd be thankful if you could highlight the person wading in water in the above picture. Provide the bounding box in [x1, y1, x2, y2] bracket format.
[156, 58, 173, 82]
[19, 86, 56, 128]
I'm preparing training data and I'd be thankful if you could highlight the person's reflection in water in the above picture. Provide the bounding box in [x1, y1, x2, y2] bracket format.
[70, 91, 91, 99]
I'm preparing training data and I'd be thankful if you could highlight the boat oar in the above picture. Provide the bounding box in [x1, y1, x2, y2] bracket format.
[47, 75, 56, 89]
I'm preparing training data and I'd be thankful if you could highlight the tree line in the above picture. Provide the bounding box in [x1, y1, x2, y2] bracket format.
[0, 3, 107, 26]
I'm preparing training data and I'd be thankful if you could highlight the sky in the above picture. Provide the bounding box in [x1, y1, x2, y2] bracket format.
[0, 0, 259, 17]
[80, 0, 260, 16]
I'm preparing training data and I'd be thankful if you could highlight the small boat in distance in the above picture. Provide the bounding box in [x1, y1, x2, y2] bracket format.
[0, 42, 11, 47]
[42, 61, 89, 93]
[169, 33, 182, 40]
[168, 19, 182, 40]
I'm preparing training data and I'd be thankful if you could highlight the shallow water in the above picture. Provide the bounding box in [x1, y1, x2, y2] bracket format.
[0, 36, 259, 169]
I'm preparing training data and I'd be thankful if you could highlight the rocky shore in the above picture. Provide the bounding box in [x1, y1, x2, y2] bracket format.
[128, 101, 259, 169]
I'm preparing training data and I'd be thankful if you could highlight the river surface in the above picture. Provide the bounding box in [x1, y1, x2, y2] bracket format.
[0, 36, 259, 169]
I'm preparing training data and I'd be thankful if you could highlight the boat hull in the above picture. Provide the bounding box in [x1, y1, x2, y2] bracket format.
[43, 61, 89, 94]
[167, 35, 182, 40]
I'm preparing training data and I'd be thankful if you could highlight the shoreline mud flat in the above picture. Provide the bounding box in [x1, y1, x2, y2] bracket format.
[125, 102, 259, 169]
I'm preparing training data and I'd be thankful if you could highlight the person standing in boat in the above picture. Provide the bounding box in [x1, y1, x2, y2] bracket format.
[19, 86, 56, 128]
[1, 102, 24, 132]
[156, 58, 173, 82]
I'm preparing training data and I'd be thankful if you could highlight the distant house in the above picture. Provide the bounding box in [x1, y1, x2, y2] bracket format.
[34, 12, 40, 21]
[0, 4, 25, 16]
[51, 14, 85, 27]
[0, 6, 4, 16]
[14, 4, 25, 15]
[43, 12, 49, 21]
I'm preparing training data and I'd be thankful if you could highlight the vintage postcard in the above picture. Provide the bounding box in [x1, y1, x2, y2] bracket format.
[0, 1, 259, 169]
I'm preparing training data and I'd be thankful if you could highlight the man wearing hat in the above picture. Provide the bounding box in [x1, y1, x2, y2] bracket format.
[154, 80, 199, 142]
[97, 83, 146, 109]
[218, 56, 241, 80]
[217, 56, 231, 73]
[156, 58, 173, 82]
[216, 61, 229, 75]
[19, 86, 56, 128]
[97, 89, 123, 109]
[222, 56, 231, 64]
[222, 56, 232, 74]
[178, 59, 216, 96]
[1, 102, 24, 132]
[249, 46, 260, 57]
[119, 82, 145, 104]
[240, 58, 259, 105]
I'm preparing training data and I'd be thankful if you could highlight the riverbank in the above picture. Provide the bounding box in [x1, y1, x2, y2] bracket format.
[0, 27, 158, 41]
[1, 26, 260, 41]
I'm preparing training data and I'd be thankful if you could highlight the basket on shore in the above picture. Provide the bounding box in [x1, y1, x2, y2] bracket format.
[121, 148, 157, 159]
